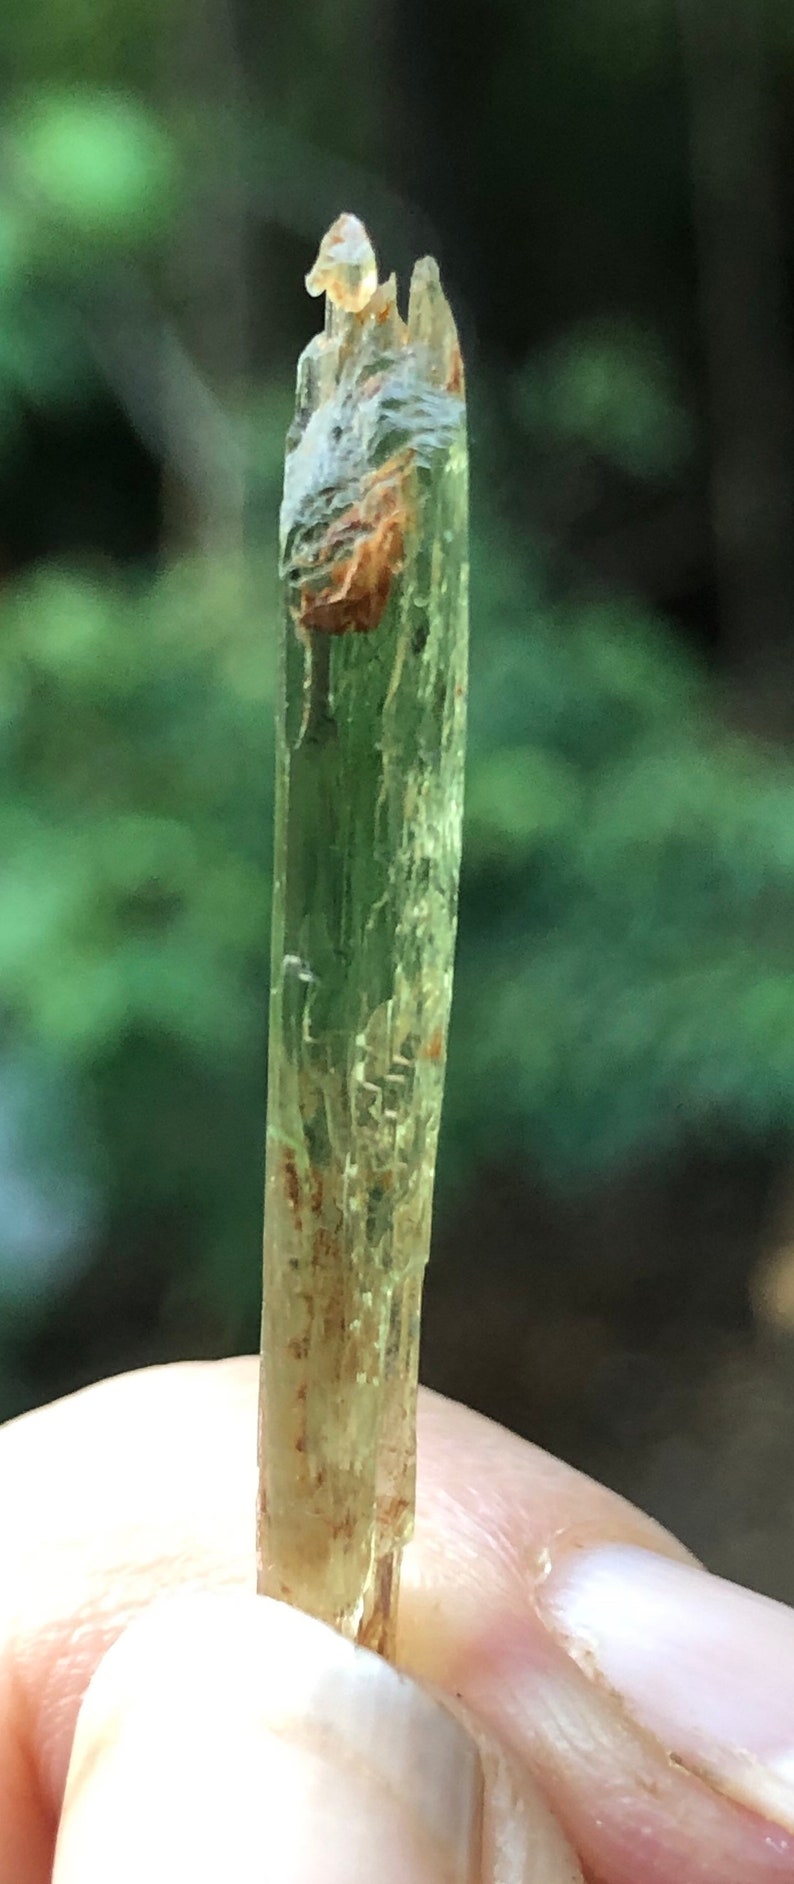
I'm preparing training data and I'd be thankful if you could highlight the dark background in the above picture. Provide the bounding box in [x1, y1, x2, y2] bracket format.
[2, 0, 794, 1598]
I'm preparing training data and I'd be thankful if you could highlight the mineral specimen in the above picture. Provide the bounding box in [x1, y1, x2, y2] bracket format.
[257, 214, 468, 1659]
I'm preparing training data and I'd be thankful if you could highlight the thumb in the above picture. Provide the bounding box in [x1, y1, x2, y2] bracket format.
[51, 1592, 578, 1884]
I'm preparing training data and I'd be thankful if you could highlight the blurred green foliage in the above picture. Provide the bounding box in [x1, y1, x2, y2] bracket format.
[513, 322, 693, 481]
[10, 90, 175, 247]
[0, 1, 793, 1413]
[458, 548, 794, 1179]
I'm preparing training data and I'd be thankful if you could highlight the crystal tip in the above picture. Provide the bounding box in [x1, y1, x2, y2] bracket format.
[305, 214, 379, 315]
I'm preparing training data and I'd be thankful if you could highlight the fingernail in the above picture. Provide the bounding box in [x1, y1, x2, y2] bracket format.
[540, 1545, 794, 1830]
[54, 1593, 483, 1884]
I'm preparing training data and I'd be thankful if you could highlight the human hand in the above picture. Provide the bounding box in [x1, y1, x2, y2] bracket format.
[0, 1360, 792, 1882]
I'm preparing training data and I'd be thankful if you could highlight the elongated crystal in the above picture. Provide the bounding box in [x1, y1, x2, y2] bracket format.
[257, 214, 468, 1658]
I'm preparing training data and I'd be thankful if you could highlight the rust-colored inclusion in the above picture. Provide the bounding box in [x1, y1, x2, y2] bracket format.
[299, 449, 413, 637]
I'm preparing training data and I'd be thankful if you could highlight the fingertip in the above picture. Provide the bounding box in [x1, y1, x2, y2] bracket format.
[55, 1593, 483, 1884]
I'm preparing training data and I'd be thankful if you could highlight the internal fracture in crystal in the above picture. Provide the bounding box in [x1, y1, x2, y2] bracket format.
[257, 214, 468, 1659]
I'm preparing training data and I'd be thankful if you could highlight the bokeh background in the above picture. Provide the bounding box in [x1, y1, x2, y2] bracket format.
[2, 0, 794, 1596]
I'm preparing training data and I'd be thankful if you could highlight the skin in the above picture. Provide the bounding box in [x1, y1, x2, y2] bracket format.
[0, 1358, 790, 1883]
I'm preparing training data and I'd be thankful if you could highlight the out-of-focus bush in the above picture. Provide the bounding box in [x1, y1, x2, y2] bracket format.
[457, 533, 794, 1180]
[0, 556, 275, 1352]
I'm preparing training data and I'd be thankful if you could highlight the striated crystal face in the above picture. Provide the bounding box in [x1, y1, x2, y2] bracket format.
[258, 215, 468, 1658]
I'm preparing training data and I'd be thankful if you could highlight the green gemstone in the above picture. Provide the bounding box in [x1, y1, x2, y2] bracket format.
[257, 215, 468, 1658]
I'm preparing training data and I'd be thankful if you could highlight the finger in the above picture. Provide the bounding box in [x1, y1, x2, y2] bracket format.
[52, 1592, 580, 1884]
[0, 1360, 581, 1884]
[0, 1359, 259, 1884]
[406, 1392, 794, 1884]
[1, 1359, 793, 1884]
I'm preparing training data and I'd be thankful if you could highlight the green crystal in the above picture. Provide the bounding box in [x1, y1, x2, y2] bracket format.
[257, 215, 468, 1658]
